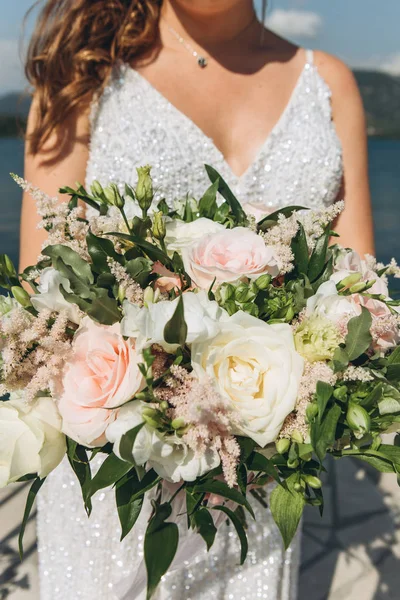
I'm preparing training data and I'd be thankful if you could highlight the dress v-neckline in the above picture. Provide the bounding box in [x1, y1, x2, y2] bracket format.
[125, 61, 311, 181]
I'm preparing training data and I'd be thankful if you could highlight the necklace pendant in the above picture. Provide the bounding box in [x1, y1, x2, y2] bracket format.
[197, 56, 208, 68]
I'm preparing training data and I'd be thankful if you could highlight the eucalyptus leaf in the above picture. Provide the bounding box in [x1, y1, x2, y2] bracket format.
[144, 502, 179, 599]
[270, 473, 305, 549]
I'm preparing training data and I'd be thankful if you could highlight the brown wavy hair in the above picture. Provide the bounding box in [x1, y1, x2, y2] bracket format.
[25, 0, 163, 154]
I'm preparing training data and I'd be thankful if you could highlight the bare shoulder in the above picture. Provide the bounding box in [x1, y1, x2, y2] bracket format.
[313, 50, 362, 103]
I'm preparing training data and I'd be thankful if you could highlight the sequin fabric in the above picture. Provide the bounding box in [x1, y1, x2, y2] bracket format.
[37, 49, 343, 600]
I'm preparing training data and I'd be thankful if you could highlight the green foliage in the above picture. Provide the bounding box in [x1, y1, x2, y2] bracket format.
[19, 477, 45, 559]
[163, 294, 188, 346]
[270, 473, 305, 549]
[205, 164, 248, 226]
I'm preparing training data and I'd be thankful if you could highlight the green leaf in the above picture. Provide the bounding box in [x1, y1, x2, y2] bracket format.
[144, 502, 179, 599]
[163, 294, 188, 346]
[43, 245, 94, 284]
[193, 480, 255, 519]
[86, 231, 122, 273]
[316, 381, 333, 424]
[18, 477, 45, 558]
[270, 473, 305, 549]
[192, 508, 217, 551]
[307, 228, 330, 282]
[55, 257, 94, 298]
[198, 179, 219, 219]
[119, 423, 145, 464]
[86, 452, 132, 501]
[311, 403, 342, 463]
[377, 444, 400, 470]
[311, 255, 334, 292]
[345, 307, 373, 361]
[212, 505, 249, 564]
[388, 346, 400, 365]
[361, 382, 383, 410]
[128, 469, 161, 503]
[67, 439, 92, 513]
[246, 452, 281, 486]
[332, 346, 349, 373]
[236, 436, 257, 461]
[108, 232, 171, 266]
[258, 206, 306, 232]
[115, 470, 145, 541]
[205, 164, 247, 224]
[387, 364, 400, 383]
[125, 257, 153, 288]
[86, 288, 121, 325]
[290, 223, 309, 274]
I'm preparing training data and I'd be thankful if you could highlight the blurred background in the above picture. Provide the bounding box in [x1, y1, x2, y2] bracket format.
[0, 1, 400, 599]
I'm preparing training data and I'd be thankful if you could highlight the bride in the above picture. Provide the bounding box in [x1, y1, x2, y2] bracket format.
[20, 0, 375, 598]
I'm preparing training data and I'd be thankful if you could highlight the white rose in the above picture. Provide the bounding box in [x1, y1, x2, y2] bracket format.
[164, 218, 225, 254]
[306, 280, 360, 324]
[0, 394, 66, 487]
[106, 402, 220, 482]
[121, 290, 228, 352]
[182, 227, 280, 290]
[331, 250, 389, 297]
[191, 311, 304, 447]
[31, 268, 81, 324]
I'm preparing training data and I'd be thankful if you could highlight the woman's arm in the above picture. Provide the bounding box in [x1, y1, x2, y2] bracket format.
[315, 51, 375, 257]
[19, 99, 90, 272]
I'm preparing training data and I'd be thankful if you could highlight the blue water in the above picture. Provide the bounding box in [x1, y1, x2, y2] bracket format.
[1, 137, 400, 288]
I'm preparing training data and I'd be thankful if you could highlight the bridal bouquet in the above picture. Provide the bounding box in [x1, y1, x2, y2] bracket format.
[1, 165, 400, 598]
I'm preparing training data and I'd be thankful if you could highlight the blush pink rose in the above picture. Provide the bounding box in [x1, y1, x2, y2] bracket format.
[152, 261, 182, 294]
[353, 295, 400, 352]
[331, 250, 389, 296]
[182, 227, 279, 290]
[58, 317, 144, 447]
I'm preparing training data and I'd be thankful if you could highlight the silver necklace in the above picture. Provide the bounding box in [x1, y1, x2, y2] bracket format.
[166, 24, 208, 68]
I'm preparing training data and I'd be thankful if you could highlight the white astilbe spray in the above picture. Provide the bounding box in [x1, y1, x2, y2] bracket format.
[279, 362, 337, 440]
[0, 307, 72, 400]
[156, 365, 241, 487]
[12, 174, 89, 260]
[300, 200, 345, 248]
[342, 366, 374, 383]
[107, 258, 144, 305]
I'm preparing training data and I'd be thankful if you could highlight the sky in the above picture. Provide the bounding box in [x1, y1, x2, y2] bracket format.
[1, 0, 400, 94]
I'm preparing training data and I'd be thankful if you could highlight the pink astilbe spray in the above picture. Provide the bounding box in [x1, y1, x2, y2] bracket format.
[0, 307, 72, 401]
[107, 258, 144, 305]
[11, 174, 89, 261]
[161, 365, 241, 487]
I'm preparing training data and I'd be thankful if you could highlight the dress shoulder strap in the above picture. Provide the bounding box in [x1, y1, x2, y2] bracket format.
[305, 49, 314, 65]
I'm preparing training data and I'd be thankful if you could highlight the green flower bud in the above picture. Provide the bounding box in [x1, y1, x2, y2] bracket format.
[91, 180, 105, 199]
[338, 272, 362, 289]
[160, 401, 169, 412]
[143, 286, 154, 307]
[347, 403, 371, 438]
[349, 281, 367, 294]
[255, 274, 272, 290]
[294, 482, 304, 492]
[291, 430, 304, 444]
[235, 284, 253, 304]
[142, 411, 161, 429]
[287, 458, 299, 469]
[152, 211, 166, 240]
[306, 403, 319, 422]
[104, 183, 124, 209]
[171, 417, 186, 430]
[0, 295, 16, 316]
[219, 284, 236, 303]
[276, 438, 290, 454]
[142, 407, 159, 419]
[135, 165, 154, 211]
[333, 385, 348, 402]
[4, 255, 16, 278]
[11, 286, 32, 308]
[303, 475, 322, 489]
[176, 425, 190, 436]
[118, 285, 125, 304]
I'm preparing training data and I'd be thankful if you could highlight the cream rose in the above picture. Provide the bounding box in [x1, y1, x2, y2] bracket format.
[0, 393, 66, 487]
[182, 227, 279, 290]
[58, 317, 144, 447]
[191, 311, 304, 447]
[106, 401, 220, 482]
[164, 217, 225, 255]
[306, 281, 360, 324]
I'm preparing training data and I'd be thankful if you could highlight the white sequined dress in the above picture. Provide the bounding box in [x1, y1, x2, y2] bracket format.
[37, 49, 343, 600]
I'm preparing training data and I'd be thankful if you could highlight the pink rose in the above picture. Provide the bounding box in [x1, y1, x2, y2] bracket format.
[58, 317, 144, 447]
[182, 227, 279, 290]
[354, 295, 400, 353]
[152, 261, 182, 294]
